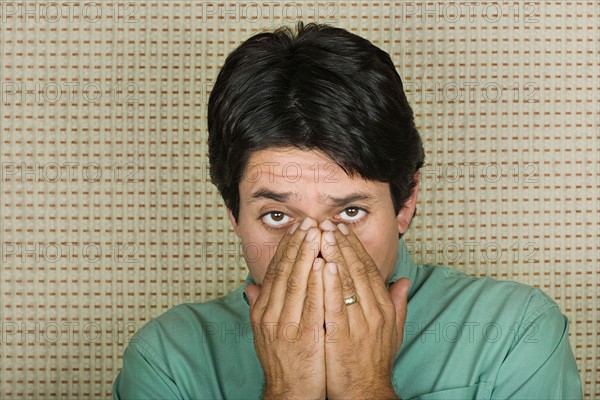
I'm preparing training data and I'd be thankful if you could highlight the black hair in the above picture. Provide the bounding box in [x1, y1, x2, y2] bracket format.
[208, 21, 425, 236]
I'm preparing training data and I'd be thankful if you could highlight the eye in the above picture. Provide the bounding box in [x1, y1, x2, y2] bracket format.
[337, 207, 367, 224]
[260, 211, 291, 230]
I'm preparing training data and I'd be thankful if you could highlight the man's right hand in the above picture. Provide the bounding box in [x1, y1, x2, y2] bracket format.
[244, 217, 326, 400]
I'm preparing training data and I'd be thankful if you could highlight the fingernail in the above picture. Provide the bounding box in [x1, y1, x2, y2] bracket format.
[288, 222, 300, 234]
[300, 217, 313, 231]
[323, 231, 335, 244]
[337, 223, 349, 235]
[320, 219, 336, 231]
[305, 227, 318, 242]
[327, 262, 337, 274]
[313, 258, 323, 271]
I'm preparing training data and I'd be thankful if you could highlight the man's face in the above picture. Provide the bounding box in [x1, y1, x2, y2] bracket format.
[228, 147, 418, 286]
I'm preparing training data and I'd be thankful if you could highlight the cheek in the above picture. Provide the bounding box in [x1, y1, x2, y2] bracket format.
[355, 233, 379, 261]
[352, 223, 397, 275]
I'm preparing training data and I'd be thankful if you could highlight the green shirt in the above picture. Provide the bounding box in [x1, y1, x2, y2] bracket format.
[113, 239, 582, 399]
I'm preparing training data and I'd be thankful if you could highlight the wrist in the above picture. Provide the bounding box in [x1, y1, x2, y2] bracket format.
[349, 384, 398, 400]
[263, 384, 322, 400]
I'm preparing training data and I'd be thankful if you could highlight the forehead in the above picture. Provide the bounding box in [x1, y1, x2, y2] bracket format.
[238, 147, 388, 203]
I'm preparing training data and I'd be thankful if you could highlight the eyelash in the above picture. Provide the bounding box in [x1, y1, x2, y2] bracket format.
[259, 207, 368, 233]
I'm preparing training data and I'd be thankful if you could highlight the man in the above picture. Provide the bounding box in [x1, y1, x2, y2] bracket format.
[113, 22, 582, 399]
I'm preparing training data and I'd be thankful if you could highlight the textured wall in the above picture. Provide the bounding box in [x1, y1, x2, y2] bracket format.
[0, 1, 597, 398]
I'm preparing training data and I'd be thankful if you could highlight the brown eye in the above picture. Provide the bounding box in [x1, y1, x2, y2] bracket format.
[260, 211, 291, 230]
[338, 207, 367, 224]
[345, 207, 359, 217]
[271, 212, 284, 221]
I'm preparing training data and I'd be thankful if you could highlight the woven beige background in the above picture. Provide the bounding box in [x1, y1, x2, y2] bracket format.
[0, 1, 598, 398]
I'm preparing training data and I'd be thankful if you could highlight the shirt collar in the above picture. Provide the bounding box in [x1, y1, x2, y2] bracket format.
[240, 237, 417, 308]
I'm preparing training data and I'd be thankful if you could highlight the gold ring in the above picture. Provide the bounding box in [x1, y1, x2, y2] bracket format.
[344, 294, 359, 306]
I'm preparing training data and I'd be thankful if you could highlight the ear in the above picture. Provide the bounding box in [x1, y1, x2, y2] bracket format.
[396, 171, 420, 235]
[228, 209, 241, 238]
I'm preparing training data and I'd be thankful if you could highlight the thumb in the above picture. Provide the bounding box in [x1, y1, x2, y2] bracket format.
[388, 278, 410, 341]
[244, 284, 260, 308]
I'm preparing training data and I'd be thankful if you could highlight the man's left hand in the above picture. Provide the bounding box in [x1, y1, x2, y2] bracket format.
[319, 223, 410, 400]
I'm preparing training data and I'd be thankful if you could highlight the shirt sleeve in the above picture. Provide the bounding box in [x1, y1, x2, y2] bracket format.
[113, 337, 183, 400]
[491, 290, 583, 399]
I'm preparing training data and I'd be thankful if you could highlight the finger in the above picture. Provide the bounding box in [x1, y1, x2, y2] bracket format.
[320, 228, 360, 314]
[337, 223, 390, 305]
[252, 222, 299, 316]
[258, 222, 298, 292]
[300, 257, 325, 333]
[327, 228, 380, 315]
[389, 278, 410, 350]
[264, 218, 318, 323]
[323, 262, 351, 337]
[280, 227, 322, 325]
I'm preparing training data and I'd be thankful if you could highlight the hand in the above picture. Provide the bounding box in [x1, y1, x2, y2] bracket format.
[244, 218, 326, 400]
[319, 222, 409, 399]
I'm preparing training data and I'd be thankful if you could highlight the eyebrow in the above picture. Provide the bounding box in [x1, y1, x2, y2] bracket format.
[248, 188, 376, 207]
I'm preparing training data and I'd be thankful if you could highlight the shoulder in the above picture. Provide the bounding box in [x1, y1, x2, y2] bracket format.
[114, 284, 260, 398]
[129, 285, 249, 356]
[398, 263, 578, 397]
[409, 263, 561, 331]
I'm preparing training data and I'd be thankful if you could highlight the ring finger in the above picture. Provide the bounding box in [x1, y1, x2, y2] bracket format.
[321, 230, 366, 327]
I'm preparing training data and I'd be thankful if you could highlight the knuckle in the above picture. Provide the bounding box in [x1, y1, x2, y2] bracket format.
[303, 280, 321, 314]
[331, 303, 347, 320]
[261, 313, 278, 327]
[286, 275, 303, 294]
[380, 302, 396, 321]
[272, 262, 287, 281]
[337, 239, 352, 252]
[349, 259, 368, 277]
[282, 322, 302, 343]
[363, 258, 379, 273]
[264, 264, 277, 281]
[270, 241, 287, 263]
[303, 297, 319, 314]
[341, 274, 356, 293]
[282, 241, 300, 262]
[299, 240, 318, 260]
[370, 310, 385, 326]
[369, 270, 386, 286]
